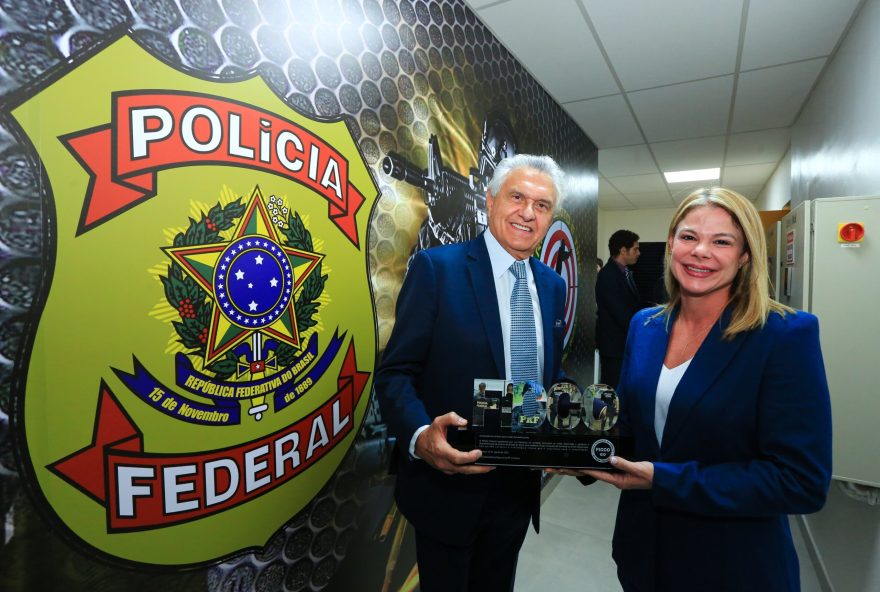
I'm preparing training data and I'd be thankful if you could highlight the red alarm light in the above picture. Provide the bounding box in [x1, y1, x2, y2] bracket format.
[838, 222, 865, 243]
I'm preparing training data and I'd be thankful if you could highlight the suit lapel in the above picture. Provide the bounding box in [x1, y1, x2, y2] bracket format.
[612, 263, 639, 304]
[661, 307, 748, 449]
[633, 312, 669, 453]
[622, 266, 639, 300]
[467, 238, 505, 379]
[531, 259, 556, 387]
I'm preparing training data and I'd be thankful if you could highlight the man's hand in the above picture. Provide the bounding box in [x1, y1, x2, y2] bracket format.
[415, 412, 495, 475]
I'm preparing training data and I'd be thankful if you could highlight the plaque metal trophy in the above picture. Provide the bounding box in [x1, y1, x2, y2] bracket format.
[448, 378, 632, 468]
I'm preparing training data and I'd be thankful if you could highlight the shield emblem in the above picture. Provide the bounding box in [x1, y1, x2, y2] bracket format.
[10, 36, 378, 566]
[540, 217, 579, 351]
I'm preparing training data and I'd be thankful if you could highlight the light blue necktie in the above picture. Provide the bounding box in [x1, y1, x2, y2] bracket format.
[510, 260, 538, 384]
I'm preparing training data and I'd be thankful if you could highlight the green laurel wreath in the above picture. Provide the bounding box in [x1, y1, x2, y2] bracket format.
[160, 199, 326, 380]
[277, 211, 327, 367]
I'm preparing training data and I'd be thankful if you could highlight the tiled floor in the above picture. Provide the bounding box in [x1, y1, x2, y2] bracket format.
[515, 476, 824, 591]
[516, 477, 622, 592]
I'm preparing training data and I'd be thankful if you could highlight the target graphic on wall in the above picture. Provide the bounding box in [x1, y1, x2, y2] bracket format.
[541, 219, 579, 350]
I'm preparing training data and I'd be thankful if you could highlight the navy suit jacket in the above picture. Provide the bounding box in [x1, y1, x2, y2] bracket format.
[596, 260, 643, 360]
[612, 306, 832, 592]
[375, 235, 566, 545]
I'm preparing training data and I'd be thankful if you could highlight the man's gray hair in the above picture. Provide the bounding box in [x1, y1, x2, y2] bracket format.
[487, 154, 565, 207]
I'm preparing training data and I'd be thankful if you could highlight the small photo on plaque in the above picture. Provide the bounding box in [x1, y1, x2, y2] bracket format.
[584, 383, 620, 431]
[510, 380, 546, 431]
[472, 379, 504, 428]
[546, 381, 582, 430]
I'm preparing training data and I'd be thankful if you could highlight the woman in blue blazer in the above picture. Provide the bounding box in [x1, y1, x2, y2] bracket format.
[574, 188, 832, 591]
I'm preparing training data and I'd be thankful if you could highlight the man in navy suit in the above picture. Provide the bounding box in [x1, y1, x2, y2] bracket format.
[375, 154, 566, 591]
[596, 229, 642, 387]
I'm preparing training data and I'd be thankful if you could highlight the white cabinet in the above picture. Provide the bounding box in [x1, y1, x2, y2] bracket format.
[778, 196, 880, 486]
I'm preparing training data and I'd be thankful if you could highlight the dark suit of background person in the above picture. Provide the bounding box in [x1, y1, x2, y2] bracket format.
[596, 230, 642, 387]
[374, 156, 565, 592]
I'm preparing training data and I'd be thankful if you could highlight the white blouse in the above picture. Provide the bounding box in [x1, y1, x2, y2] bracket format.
[654, 359, 692, 445]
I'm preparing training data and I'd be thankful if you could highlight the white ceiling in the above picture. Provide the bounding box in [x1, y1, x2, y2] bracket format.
[464, 0, 864, 210]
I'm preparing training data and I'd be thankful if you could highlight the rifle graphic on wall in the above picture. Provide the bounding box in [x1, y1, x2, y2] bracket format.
[383, 117, 517, 253]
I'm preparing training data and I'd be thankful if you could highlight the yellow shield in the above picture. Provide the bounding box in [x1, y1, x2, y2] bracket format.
[12, 36, 378, 566]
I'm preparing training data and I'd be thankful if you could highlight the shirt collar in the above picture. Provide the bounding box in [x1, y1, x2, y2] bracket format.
[483, 229, 523, 280]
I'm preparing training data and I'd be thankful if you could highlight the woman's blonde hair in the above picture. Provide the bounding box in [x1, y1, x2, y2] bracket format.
[660, 187, 792, 339]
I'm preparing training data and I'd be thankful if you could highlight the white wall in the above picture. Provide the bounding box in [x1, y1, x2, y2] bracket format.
[597, 207, 675, 259]
[755, 149, 791, 211]
[792, 0, 880, 208]
[789, 0, 880, 590]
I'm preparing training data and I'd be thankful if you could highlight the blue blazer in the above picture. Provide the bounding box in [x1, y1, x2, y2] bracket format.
[612, 306, 832, 592]
[374, 235, 566, 545]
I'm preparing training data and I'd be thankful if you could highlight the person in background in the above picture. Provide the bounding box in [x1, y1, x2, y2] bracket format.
[596, 229, 642, 386]
[562, 187, 832, 592]
[375, 154, 567, 591]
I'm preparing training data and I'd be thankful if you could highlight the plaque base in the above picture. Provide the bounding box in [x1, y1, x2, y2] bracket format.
[448, 428, 632, 469]
[453, 379, 631, 468]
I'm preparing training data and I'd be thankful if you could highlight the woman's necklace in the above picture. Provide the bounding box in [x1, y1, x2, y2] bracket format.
[675, 315, 720, 360]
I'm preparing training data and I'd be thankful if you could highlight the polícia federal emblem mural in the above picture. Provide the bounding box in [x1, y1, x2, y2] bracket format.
[10, 36, 378, 566]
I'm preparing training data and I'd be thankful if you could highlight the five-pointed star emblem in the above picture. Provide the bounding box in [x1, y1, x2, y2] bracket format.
[163, 186, 323, 364]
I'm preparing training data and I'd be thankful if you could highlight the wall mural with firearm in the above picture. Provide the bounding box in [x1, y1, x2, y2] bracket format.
[0, 1, 597, 591]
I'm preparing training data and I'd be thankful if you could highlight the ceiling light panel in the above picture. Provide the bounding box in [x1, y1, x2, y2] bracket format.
[664, 168, 720, 183]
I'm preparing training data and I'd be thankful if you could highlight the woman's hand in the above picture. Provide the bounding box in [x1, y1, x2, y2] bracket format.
[547, 456, 654, 490]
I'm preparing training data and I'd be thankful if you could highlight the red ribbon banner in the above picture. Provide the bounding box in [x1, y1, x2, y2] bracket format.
[49, 341, 370, 532]
[61, 90, 365, 246]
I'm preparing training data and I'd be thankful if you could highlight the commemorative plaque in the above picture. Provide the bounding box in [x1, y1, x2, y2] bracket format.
[449, 379, 632, 468]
